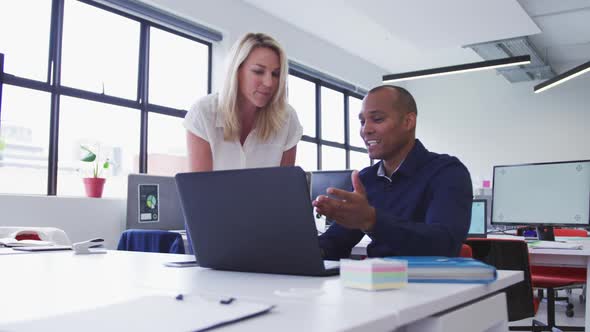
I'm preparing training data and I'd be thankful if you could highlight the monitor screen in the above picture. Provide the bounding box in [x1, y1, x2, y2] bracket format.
[468, 199, 487, 237]
[492, 160, 590, 226]
[474, 194, 492, 226]
[0, 53, 4, 122]
[310, 170, 353, 226]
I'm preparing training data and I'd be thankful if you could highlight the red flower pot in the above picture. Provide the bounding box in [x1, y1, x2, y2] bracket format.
[83, 177, 106, 198]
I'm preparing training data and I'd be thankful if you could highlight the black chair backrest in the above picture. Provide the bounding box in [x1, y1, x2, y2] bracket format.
[465, 239, 535, 322]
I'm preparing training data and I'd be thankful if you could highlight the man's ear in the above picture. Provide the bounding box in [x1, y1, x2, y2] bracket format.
[404, 112, 417, 130]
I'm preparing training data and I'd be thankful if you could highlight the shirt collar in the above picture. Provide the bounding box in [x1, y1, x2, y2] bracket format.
[377, 159, 404, 180]
[377, 139, 429, 179]
[215, 108, 259, 140]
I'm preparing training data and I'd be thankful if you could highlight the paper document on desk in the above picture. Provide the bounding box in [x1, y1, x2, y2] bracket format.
[0, 295, 275, 332]
[0, 238, 55, 247]
[0, 248, 30, 255]
[527, 241, 583, 250]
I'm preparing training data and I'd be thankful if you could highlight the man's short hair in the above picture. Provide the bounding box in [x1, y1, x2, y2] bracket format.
[367, 85, 418, 115]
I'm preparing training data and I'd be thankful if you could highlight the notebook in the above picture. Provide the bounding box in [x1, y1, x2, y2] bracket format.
[175, 166, 339, 276]
[126, 174, 185, 231]
[387, 256, 497, 283]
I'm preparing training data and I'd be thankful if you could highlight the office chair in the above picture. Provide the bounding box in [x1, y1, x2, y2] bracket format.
[117, 229, 185, 254]
[459, 243, 473, 258]
[465, 238, 546, 332]
[530, 228, 586, 329]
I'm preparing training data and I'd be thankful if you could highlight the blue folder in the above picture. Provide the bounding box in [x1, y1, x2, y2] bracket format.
[386, 256, 497, 284]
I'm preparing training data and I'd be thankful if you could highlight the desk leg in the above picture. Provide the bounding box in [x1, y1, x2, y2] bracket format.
[586, 258, 590, 331]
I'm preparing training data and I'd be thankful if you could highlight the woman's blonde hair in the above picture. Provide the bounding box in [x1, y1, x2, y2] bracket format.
[218, 33, 289, 142]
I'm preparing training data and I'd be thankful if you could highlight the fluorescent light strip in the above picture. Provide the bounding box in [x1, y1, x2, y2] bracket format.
[533, 60, 590, 93]
[382, 55, 531, 84]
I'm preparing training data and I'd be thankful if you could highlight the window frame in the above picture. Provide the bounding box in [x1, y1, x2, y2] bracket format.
[288, 69, 370, 171]
[0, 0, 212, 195]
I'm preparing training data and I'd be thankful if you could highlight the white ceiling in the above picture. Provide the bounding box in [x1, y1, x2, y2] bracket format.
[520, 0, 590, 71]
[242, 0, 590, 76]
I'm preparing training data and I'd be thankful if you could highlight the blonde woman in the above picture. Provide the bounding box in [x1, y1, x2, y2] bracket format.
[184, 33, 303, 171]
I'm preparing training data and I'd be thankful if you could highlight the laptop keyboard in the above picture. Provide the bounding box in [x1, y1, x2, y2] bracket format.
[323, 260, 340, 270]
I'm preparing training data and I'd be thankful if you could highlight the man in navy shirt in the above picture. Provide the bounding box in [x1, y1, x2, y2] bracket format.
[314, 85, 472, 259]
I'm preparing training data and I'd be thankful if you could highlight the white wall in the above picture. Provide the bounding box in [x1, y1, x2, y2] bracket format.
[136, 0, 385, 91]
[408, 70, 590, 188]
[0, 195, 126, 249]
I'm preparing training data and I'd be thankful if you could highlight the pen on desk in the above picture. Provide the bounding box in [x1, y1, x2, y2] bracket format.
[220, 297, 235, 305]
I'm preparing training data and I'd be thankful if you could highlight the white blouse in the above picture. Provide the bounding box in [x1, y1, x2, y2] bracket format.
[183, 93, 303, 171]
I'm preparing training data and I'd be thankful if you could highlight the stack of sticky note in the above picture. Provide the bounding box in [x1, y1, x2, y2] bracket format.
[340, 258, 408, 291]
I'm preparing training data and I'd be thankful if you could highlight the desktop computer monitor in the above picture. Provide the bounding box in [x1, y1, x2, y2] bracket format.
[310, 170, 353, 226]
[491, 160, 590, 240]
[474, 194, 492, 226]
[0, 53, 4, 121]
[468, 199, 487, 238]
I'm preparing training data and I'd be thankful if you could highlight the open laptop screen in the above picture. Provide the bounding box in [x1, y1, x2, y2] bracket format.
[175, 166, 338, 276]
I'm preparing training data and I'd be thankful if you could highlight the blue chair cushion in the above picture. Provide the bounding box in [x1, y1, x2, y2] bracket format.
[117, 229, 185, 254]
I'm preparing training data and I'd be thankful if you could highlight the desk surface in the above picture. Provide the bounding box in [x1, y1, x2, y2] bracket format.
[0, 251, 522, 332]
[486, 234, 590, 330]
[489, 234, 590, 257]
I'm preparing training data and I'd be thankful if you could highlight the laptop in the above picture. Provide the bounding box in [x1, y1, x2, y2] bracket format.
[468, 199, 487, 238]
[310, 170, 353, 227]
[175, 166, 340, 276]
[126, 174, 185, 231]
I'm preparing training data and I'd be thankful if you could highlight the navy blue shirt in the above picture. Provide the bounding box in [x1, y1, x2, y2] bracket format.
[319, 139, 472, 258]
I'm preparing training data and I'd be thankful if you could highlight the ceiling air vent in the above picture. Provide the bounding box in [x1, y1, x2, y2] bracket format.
[465, 37, 554, 83]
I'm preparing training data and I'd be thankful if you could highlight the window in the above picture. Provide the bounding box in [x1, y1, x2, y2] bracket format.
[0, 86, 50, 194]
[321, 145, 346, 171]
[149, 27, 209, 110]
[147, 113, 187, 176]
[348, 96, 364, 148]
[0, 0, 212, 196]
[320, 87, 344, 143]
[61, 0, 140, 99]
[288, 71, 367, 172]
[295, 141, 317, 172]
[57, 97, 140, 198]
[288, 75, 315, 137]
[350, 150, 370, 171]
[347, 96, 371, 170]
[0, 0, 52, 81]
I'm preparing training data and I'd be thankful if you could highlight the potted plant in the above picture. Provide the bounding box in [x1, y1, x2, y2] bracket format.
[80, 145, 111, 198]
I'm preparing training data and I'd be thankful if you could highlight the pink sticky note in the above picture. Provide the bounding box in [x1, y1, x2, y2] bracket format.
[482, 180, 491, 188]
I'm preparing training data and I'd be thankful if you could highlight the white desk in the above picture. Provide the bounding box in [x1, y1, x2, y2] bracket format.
[481, 234, 590, 330]
[0, 250, 521, 332]
[528, 242, 590, 331]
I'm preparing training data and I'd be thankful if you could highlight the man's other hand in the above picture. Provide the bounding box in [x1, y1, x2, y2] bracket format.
[312, 170, 376, 231]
